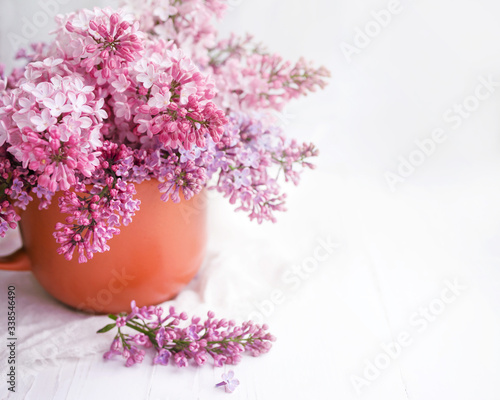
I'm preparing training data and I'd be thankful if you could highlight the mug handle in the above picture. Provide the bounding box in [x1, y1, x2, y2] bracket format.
[0, 248, 31, 271]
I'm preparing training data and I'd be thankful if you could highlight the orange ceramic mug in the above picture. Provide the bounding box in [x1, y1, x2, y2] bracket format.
[0, 180, 207, 314]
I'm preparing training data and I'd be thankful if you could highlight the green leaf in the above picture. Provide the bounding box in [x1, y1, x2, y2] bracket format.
[97, 323, 116, 334]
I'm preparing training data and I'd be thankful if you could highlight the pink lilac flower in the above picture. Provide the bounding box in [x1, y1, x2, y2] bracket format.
[31, 109, 57, 132]
[68, 92, 94, 114]
[111, 74, 130, 92]
[43, 93, 73, 117]
[136, 65, 158, 89]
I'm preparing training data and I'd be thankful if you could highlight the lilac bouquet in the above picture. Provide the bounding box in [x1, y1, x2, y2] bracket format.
[98, 301, 275, 368]
[0, 1, 329, 263]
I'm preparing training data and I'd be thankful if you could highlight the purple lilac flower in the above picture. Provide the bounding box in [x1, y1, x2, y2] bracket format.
[216, 371, 240, 393]
[153, 349, 171, 365]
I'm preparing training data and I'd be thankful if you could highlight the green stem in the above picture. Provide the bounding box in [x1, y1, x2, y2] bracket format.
[108, 314, 152, 337]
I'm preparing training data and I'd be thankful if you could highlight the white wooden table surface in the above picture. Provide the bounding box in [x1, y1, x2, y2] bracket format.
[1, 0, 500, 399]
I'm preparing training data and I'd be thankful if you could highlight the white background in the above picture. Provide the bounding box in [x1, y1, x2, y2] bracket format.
[1, 0, 500, 399]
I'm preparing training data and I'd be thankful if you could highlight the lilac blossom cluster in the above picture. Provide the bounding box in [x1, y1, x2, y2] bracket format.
[208, 113, 319, 223]
[122, 0, 330, 111]
[123, 0, 329, 221]
[207, 33, 331, 112]
[0, 1, 329, 262]
[98, 301, 275, 368]
[0, 7, 226, 261]
[122, 0, 227, 65]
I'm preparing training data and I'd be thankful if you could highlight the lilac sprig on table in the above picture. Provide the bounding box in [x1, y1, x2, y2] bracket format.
[98, 301, 276, 368]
